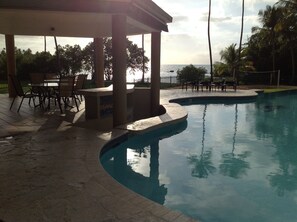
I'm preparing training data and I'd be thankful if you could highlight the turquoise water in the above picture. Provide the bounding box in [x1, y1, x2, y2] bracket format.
[101, 92, 297, 222]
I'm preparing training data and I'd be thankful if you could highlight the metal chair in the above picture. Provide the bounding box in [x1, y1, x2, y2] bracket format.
[29, 73, 47, 108]
[74, 74, 87, 102]
[9, 75, 37, 112]
[56, 76, 79, 113]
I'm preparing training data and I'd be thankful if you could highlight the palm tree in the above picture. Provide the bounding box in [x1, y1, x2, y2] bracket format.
[141, 34, 145, 83]
[237, 0, 245, 82]
[54, 36, 61, 74]
[219, 151, 250, 178]
[277, 0, 297, 83]
[207, 0, 213, 85]
[277, 0, 297, 8]
[257, 5, 282, 72]
[220, 43, 238, 77]
[44, 36, 47, 52]
[188, 105, 216, 178]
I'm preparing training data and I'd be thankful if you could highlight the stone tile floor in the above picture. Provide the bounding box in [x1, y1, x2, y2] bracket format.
[0, 89, 258, 222]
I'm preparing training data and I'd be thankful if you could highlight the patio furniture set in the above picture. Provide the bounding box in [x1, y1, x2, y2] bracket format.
[182, 80, 237, 92]
[9, 73, 87, 113]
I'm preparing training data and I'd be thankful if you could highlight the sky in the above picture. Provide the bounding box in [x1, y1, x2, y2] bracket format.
[0, 0, 278, 65]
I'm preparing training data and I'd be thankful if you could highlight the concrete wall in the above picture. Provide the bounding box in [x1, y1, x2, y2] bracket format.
[133, 87, 151, 121]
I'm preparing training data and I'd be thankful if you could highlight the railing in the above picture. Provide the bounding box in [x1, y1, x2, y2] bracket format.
[128, 76, 180, 88]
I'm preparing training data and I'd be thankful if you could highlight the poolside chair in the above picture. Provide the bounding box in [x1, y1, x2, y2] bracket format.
[45, 73, 59, 80]
[200, 81, 210, 91]
[29, 73, 47, 108]
[226, 81, 237, 91]
[56, 76, 79, 113]
[216, 79, 226, 91]
[9, 75, 38, 112]
[74, 74, 87, 102]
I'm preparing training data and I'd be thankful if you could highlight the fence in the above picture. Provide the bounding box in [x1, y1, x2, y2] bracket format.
[128, 76, 179, 87]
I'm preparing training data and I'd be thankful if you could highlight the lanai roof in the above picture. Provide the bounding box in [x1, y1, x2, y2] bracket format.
[0, 0, 172, 37]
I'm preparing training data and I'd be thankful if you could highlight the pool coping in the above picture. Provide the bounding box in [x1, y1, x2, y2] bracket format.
[117, 103, 188, 134]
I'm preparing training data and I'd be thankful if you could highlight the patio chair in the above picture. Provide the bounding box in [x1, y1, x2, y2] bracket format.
[200, 81, 211, 91]
[29, 73, 46, 108]
[74, 74, 87, 102]
[191, 81, 203, 91]
[56, 76, 79, 113]
[45, 73, 59, 80]
[9, 75, 38, 112]
[215, 79, 226, 91]
[226, 81, 237, 91]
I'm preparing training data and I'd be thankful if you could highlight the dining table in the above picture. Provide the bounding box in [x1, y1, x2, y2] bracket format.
[29, 79, 60, 110]
[29, 76, 79, 111]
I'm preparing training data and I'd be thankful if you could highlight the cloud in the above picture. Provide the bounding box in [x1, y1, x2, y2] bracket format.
[200, 14, 233, 23]
[0, 0, 279, 65]
[0, 35, 92, 54]
[173, 16, 189, 23]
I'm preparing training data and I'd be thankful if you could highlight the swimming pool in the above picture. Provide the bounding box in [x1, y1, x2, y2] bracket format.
[101, 91, 297, 222]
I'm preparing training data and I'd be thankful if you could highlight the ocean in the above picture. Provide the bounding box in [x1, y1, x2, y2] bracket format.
[126, 64, 211, 82]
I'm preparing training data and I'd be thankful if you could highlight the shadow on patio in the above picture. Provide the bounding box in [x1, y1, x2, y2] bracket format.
[0, 94, 86, 138]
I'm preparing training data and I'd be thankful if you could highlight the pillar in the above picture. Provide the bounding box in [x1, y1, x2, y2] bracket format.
[151, 32, 161, 116]
[5, 34, 16, 97]
[94, 37, 104, 87]
[112, 14, 127, 126]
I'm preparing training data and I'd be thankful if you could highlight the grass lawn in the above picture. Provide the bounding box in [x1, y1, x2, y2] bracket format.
[0, 82, 8, 94]
[264, 87, 297, 93]
[0, 81, 30, 94]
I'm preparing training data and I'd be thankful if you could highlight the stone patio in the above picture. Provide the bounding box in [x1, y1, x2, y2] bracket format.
[0, 89, 258, 222]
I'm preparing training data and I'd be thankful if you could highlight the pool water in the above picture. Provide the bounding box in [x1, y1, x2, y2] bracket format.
[101, 92, 297, 222]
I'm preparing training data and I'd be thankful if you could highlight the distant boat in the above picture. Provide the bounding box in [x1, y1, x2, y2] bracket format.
[169, 70, 174, 72]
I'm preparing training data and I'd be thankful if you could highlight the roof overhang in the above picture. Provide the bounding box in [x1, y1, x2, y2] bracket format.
[0, 0, 172, 38]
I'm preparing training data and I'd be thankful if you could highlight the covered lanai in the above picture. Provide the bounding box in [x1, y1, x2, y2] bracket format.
[0, 0, 172, 126]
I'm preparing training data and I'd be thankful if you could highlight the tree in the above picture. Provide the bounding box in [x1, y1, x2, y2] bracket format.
[82, 41, 95, 79]
[59, 44, 84, 75]
[257, 5, 282, 72]
[177, 65, 207, 83]
[213, 62, 229, 76]
[220, 44, 238, 77]
[0, 38, 149, 82]
[0, 49, 7, 80]
[243, 1, 297, 84]
[276, 1, 297, 83]
[103, 38, 113, 80]
[126, 39, 149, 76]
[237, 0, 245, 82]
[32, 51, 57, 74]
[82, 38, 149, 81]
[207, 0, 213, 84]
[247, 27, 274, 71]
[15, 48, 35, 80]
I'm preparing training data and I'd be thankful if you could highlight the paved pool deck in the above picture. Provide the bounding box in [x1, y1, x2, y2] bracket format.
[0, 89, 258, 222]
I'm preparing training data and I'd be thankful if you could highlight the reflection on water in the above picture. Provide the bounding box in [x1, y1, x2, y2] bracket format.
[188, 105, 216, 178]
[101, 92, 297, 222]
[219, 104, 251, 179]
[101, 121, 187, 204]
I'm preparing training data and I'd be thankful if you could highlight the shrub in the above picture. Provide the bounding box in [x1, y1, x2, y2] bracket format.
[177, 65, 207, 83]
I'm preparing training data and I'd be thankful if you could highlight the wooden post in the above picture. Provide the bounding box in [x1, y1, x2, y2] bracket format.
[277, 70, 280, 88]
[112, 14, 127, 126]
[151, 32, 161, 116]
[5, 34, 16, 97]
[94, 37, 105, 87]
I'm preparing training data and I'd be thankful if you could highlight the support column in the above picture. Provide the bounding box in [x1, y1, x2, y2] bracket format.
[112, 14, 127, 126]
[94, 37, 104, 87]
[151, 32, 161, 116]
[5, 35, 16, 97]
